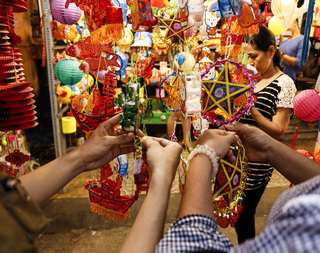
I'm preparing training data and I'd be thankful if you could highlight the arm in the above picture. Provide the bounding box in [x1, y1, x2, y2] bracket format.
[250, 107, 291, 140]
[178, 130, 238, 218]
[120, 137, 182, 253]
[20, 114, 142, 205]
[225, 123, 320, 185]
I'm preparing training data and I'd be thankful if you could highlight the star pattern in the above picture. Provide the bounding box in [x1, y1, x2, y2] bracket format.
[202, 62, 251, 118]
[160, 8, 193, 44]
[163, 75, 181, 108]
[213, 148, 245, 203]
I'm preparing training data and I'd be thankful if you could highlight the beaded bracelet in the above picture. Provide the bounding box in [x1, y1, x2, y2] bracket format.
[187, 144, 220, 180]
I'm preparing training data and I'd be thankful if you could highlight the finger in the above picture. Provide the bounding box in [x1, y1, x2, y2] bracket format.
[102, 114, 121, 131]
[107, 133, 135, 146]
[145, 137, 175, 147]
[141, 136, 161, 149]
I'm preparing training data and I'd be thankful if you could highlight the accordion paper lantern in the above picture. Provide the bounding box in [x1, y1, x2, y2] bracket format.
[54, 59, 84, 85]
[51, 0, 81, 25]
[293, 89, 320, 121]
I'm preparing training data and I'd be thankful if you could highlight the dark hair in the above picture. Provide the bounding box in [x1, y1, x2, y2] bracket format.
[248, 24, 283, 70]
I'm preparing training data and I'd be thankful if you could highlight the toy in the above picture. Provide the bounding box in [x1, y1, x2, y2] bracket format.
[118, 79, 141, 132]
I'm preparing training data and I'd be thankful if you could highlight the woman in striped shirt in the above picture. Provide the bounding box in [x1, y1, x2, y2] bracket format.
[235, 25, 297, 243]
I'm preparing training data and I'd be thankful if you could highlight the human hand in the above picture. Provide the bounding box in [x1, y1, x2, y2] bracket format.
[76, 114, 144, 172]
[196, 129, 239, 162]
[142, 137, 182, 188]
[223, 123, 274, 163]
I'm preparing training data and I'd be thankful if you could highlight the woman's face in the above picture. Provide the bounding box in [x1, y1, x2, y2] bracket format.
[246, 44, 274, 76]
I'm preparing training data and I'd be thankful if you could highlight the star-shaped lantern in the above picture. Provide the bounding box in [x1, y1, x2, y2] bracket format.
[160, 8, 193, 44]
[162, 74, 181, 108]
[202, 61, 251, 119]
[212, 144, 249, 228]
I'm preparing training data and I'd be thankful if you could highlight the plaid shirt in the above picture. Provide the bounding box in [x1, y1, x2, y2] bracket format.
[156, 175, 320, 253]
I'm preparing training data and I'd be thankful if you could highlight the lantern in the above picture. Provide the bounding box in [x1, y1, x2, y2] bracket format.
[293, 89, 320, 121]
[268, 16, 283, 35]
[50, 0, 81, 25]
[55, 59, 84, 85]
[271, 0, 309, 29]
[116, 28, 134, 52]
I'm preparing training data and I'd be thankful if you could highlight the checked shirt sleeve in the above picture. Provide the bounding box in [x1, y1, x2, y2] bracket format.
[155, 214, 233, 253]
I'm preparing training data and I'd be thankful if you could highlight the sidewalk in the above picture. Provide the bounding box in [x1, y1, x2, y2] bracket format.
[35, 138, 317, 252]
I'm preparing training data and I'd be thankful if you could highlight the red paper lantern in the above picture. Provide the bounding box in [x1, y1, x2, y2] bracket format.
[293, 89, 320, 121]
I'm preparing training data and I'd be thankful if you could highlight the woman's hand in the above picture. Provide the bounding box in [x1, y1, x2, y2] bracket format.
[142, 137, 182, 188]
[76, 114, 144, 172]
[197, 129, 239, 162]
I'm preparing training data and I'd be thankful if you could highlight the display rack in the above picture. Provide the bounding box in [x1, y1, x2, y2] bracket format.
[39, 0, 66, 158]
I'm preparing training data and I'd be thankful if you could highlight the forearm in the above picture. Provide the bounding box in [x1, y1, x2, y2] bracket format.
[267, 138, 320, 185]
[178, 155, 214, 219]
[251, 108, 287, 140]
[120, 175, 172, 253]
[282, 53, 296, 67]
[20, 149, 83, 205]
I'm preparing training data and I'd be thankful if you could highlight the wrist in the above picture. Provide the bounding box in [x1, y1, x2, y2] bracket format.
[187, 144, 220, 179]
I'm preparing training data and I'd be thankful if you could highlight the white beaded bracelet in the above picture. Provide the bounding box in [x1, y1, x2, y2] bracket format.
[187, 144, 220, 180]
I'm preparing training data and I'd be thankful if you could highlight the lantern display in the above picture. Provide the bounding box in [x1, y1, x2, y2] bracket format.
[55, 59, 84, 85]
[293, 89, 320, 122]
[50, 0, 81, 25]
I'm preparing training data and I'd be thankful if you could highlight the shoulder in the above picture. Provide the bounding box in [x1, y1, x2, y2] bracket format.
[276, 74, 295, 88]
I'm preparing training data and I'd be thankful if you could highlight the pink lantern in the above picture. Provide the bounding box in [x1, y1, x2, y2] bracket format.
[293, 89, 320, 121]
[51, 0, 81, 25]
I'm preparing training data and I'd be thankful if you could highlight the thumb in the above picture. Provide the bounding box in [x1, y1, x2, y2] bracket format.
[142, 136, 159, 149]
[107, 133, 134, 146]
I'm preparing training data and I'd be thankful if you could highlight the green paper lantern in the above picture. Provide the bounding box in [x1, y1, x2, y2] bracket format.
[54, 59, 83, 85]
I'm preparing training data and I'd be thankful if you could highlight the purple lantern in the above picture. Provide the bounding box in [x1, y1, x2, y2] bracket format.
[50, 0, 82, 25]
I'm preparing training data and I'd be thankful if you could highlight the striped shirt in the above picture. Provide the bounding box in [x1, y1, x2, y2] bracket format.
[240, 74, 296, 190]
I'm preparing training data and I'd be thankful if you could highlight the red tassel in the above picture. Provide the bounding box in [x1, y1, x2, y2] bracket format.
[290, 118, 299, 149]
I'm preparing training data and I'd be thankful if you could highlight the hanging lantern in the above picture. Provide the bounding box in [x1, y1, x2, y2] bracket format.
[271, 0, 309, 29]
[268, 16, 283, 35]
[116, 28, 134, 52]
[293, 89, 320, 121]
[51, 0, 81, 25]
[55, 59, 84, 85]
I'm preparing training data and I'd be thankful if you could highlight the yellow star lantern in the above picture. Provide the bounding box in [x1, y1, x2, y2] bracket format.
[212, 144, 249, 228]
[202, 61, 251, 120]
[160, 7, 194, 45]
[162, 74, 181, 108]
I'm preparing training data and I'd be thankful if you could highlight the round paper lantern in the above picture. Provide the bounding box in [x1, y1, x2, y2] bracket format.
[268, 16, 283, 36]
[50, 0, 81, 25]
[55, 59, 84, 85]
[293, 89, 320, 121]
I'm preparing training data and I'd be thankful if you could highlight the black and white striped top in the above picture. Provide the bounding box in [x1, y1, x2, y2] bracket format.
[240, 74, 296, 190]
